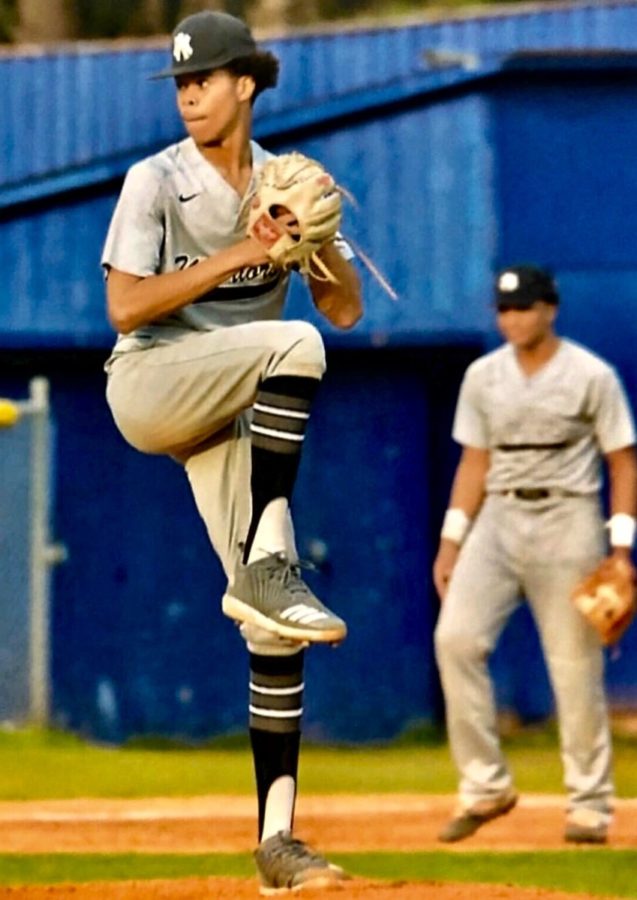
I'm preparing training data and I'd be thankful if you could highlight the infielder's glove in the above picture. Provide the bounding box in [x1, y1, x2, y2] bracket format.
[247, 152, 342, 283]
[571, 555, 636, 646]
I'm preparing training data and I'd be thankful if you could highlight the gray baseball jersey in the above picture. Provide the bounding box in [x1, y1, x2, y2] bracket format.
[101, 138, 288, 352]
[101, 136, 352, 355]
[452, 339, 636, 493]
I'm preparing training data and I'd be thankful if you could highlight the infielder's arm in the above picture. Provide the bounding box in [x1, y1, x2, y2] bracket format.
[309, 242, 363, 330]
[433, 445, 490, 600]
[604, 445, 637, 561]
[446, 445, 490, 519]
[106, 238, 270, 334]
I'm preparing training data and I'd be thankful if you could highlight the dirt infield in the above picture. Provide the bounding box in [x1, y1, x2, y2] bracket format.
[0, 794, 634, 899]
[0, 880, 621, 899]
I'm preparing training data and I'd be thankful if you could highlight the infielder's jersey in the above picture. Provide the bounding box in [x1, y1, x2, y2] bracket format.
[102, 138, 291, 354]
[453, 339, 636, 494]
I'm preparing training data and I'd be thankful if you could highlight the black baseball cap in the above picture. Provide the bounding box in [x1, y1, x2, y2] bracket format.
[150, 10, 257, 80]
[494, 264, 559, 309]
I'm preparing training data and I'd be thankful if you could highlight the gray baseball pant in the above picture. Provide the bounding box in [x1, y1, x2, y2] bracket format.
[434, 493, 612, 816]
[106, 319, 326, 655]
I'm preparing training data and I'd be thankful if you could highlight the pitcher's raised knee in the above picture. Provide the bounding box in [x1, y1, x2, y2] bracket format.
[268, 321, 326, 380]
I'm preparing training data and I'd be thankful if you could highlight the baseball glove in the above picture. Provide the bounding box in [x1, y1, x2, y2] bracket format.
[247, 152, 342, 282]
[571, 555, 636, 646]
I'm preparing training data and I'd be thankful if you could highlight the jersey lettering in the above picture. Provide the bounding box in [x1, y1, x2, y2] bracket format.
[173, 253, 282, 304]
[173, 257, 275, 285]
[175, 254, 200, 271]
[229, 262, 278, 284]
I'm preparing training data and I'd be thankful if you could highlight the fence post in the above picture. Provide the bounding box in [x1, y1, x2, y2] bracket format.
[29, 378, 53, 725]
[3, 377, 67, 725]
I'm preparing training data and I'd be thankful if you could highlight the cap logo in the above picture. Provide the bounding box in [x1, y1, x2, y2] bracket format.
[173, 32, 193, 63]
[498, 271, 519, 292]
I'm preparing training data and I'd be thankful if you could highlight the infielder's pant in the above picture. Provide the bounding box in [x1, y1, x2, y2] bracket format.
[434, 493, 612, 817]
[106, 320, 326, 654]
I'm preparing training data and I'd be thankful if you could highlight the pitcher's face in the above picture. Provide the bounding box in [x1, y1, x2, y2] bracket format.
[176, 69, 254, 145]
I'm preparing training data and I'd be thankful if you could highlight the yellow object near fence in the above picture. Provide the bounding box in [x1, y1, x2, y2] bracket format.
[0, 398, 20, 428]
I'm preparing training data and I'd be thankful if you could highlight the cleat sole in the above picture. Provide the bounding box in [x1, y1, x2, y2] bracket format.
[259, 867, 349, 895]
[222, 593, 347, 644]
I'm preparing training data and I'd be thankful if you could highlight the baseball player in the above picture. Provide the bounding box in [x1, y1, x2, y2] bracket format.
[433, 264, 637, 844]
[101, 10, 362, 893]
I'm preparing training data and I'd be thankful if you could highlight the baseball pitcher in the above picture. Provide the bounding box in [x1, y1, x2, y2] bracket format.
[101, 10, 362, 893]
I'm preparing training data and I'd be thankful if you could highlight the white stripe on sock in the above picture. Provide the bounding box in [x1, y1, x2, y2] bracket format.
[251, 424, 305, 442]
[253, 403, 310, 420]
[250, 682, 305, 696]
[249, 705, 304, 718]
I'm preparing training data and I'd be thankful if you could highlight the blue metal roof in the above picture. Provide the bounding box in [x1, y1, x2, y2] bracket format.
[3, 4, 637, 348]
[3, 46, 637, 348]
[3, 1, 637, 207]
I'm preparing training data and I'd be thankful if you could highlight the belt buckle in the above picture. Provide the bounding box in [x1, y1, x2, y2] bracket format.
[514, 488, 549, 501]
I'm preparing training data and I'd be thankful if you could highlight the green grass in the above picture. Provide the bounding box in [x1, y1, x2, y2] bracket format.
[0, 728, 255, 799]
[344, 852, 637, 898]
[2, 852, 637, 896]
[0, 854, 254, 884]
[0, 725, 636, 799]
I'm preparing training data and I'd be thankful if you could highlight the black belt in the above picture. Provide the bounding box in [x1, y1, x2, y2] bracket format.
[193, 272, 283, 303]
[500, 488, 565, 501]
[496, 442, 571, 451]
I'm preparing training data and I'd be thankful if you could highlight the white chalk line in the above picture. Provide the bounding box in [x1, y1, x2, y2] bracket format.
[0, 794, 635, 823]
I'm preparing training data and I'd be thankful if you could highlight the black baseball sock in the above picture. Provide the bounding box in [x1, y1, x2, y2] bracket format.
[249, 649, 304, 841]
[243, 376, 320, 563]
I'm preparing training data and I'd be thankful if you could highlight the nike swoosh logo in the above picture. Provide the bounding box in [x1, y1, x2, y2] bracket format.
[178, 193, 199, 203]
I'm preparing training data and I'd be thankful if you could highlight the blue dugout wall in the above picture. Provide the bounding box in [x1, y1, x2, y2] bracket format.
[3, 2, 637, 741]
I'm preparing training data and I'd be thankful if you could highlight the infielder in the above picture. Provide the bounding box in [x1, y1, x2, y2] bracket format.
[433, 265, 637, 844]
[101, 10, 362, 892]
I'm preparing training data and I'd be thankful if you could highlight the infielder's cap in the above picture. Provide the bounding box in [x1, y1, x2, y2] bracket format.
[494, 264, 559, 309]
[150, 10, 257, 80]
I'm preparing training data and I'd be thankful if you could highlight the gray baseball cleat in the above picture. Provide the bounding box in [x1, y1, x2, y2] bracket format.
[438, 789, 518, 843]
[254, 830, 349, 894]
[222, 552, 347, 644]
[564, 808, 608, 844]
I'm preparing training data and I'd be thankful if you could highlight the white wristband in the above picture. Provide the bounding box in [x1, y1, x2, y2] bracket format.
[607, 513, 637, 549]
[441, 508, 471, 546]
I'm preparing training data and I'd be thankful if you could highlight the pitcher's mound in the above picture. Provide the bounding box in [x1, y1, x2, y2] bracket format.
[0, 879, 616, 899]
